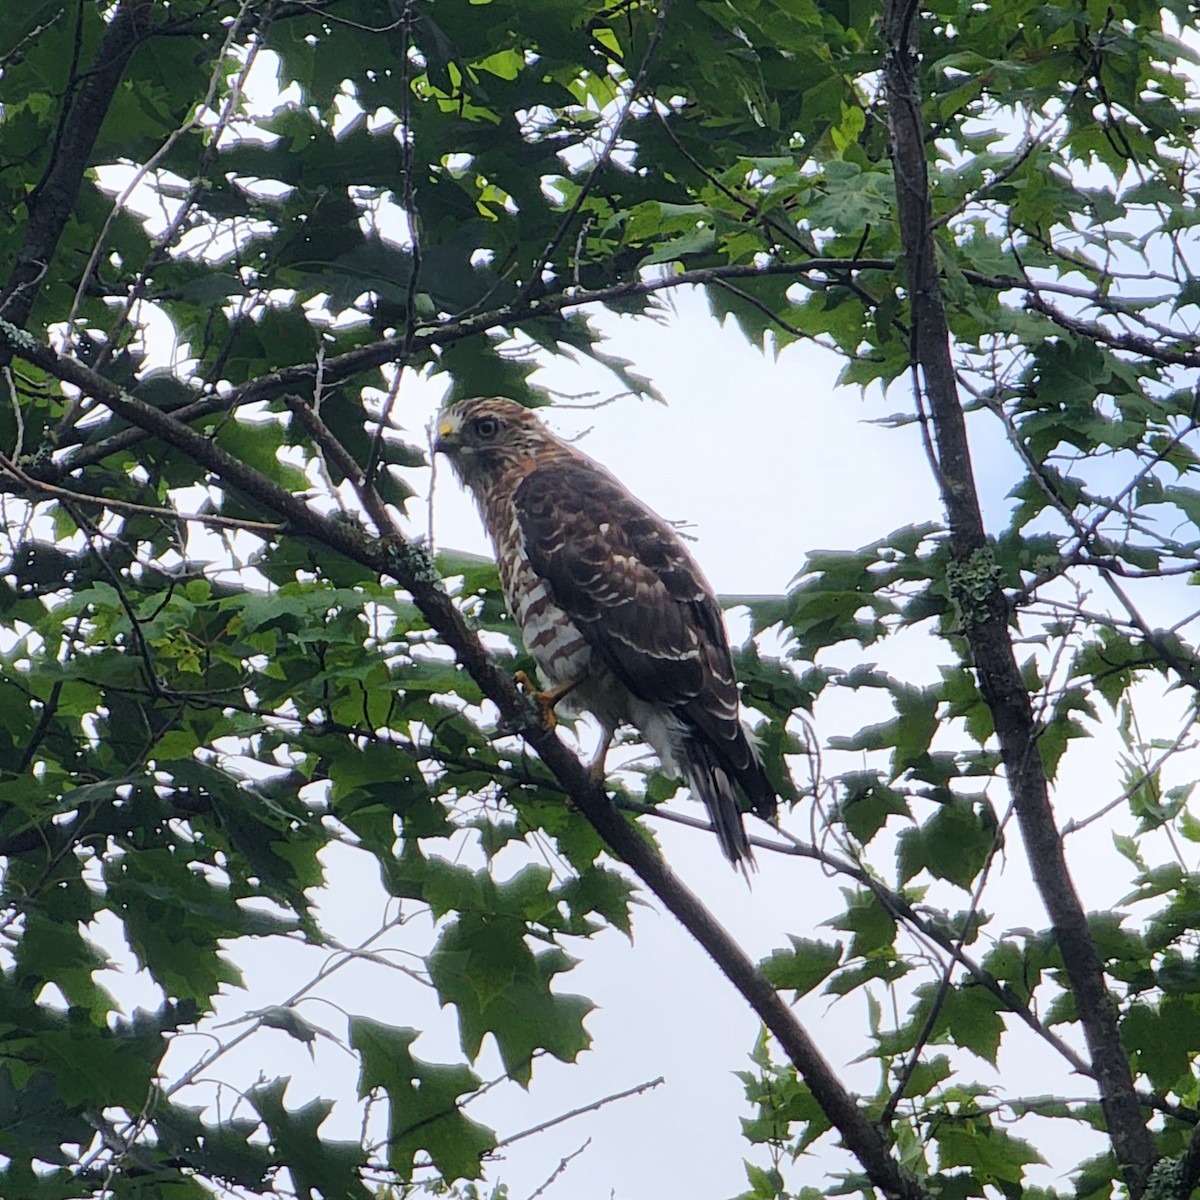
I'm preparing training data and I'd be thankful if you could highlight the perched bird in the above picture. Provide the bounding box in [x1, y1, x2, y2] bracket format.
[434, 396, 776, 869]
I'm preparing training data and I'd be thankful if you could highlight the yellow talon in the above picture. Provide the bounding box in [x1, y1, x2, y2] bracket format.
[515, 669, 560, 731]
[515, 670, 586, 733]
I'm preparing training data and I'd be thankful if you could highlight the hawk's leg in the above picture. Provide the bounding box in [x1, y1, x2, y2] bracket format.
[586, 726, 615, 785]
[515, 670, 581, 732]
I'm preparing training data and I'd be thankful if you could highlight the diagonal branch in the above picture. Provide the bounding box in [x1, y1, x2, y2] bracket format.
[0, 314, 920, 1200]
[49, 252, 1174, 474]
[1026, 293, 1200, 369]
[0, 449, 285, 534]
[494, 1076, 664, 1150]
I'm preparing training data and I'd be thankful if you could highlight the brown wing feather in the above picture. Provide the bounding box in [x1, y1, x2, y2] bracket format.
[515, 460, 776, 820]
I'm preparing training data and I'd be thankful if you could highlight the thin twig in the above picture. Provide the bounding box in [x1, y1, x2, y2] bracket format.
[525, 1138, 591, 1200]
[522, 0, 674, 300]
[878, 822, 1004, 1128]
[166, 911, 409, 1098]
[496, 1076, 664, 1149]
[0, 451, 286, 533]
[364, 0, 420, 488]
[0, 11, 65, 71]
[1062, 713, 1198, 837]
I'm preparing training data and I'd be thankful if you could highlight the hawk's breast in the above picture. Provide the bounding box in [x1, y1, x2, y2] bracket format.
[490, 492, 596, 702]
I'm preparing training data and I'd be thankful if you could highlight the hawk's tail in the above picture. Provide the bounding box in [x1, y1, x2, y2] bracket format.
[684, 739, 757, 872]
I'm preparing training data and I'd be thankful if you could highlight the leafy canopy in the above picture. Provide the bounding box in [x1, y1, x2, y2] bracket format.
[4, 0, 1200, 1197]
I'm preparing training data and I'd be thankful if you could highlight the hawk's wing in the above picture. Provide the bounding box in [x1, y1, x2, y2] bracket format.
[514, 459, 774, 818]
[515, 459, 722, 705]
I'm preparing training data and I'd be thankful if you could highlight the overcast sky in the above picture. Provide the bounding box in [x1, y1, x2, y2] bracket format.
[85, 43, 1200, 1190]
[110, 282, 1200, 1200]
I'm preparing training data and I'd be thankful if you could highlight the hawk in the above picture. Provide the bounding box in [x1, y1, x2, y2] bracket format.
[434, 396, 776, 868]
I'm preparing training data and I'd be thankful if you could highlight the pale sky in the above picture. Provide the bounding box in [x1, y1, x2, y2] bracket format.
[141, 289, 936, 1199]
[121, 284, 1197, 1200]
[4, 4, 1198, 1190]
[80, 46, 1200, 1191]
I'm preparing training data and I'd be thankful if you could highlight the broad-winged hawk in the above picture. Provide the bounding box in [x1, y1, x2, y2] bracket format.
[435, 397, 776, 868]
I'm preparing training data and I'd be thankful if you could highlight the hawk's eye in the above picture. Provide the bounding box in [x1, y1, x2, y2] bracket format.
[473, 415, 500, 440]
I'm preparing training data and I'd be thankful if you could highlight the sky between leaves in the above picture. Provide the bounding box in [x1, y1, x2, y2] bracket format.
[10, 1, 1200, 1197]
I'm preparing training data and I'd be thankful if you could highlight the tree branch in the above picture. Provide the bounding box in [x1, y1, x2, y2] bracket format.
[1176, 1122, 1200, 1200]
[495, 1076, 664, 1149]
[0, 0, 157, 336]
[1026, 293, 1200, 369]
[47, 249, 1175, 476]
[0, 450, 285, 534]
[0, 314, 920, 1200]
[881, 5, 1156, 1193]
[49, 258, 890, 469]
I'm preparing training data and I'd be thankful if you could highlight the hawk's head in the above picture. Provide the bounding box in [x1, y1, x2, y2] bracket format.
[434, 397, 555, 489]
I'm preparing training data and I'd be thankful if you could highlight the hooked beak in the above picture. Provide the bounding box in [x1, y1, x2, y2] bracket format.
[432, 418, 457, 458]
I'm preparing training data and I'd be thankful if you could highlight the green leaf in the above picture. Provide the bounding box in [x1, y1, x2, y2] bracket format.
[247, 1078, 371, 1199]
[1121, 996, 1200, 1091]
[759, 937, 844, 996]
[934, 1119, 1045, 1184]
[351, 1019, 496, 1182]
[827, 889, 898, 960]
[836, 773, 911, 844]
[427, 915, 593, 1083]
[896, 797, 1000, 890]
